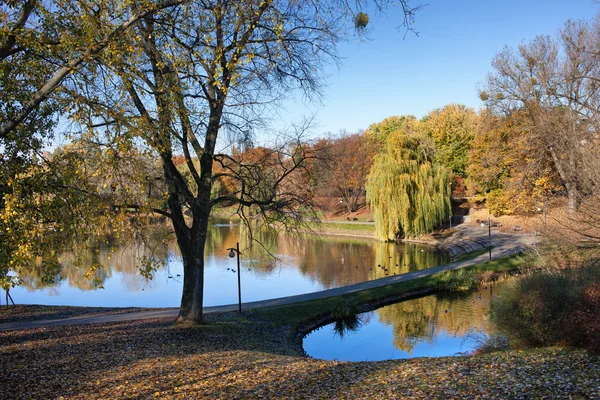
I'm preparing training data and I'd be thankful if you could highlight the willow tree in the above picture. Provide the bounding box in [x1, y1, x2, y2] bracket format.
[366, 121, 451, 241]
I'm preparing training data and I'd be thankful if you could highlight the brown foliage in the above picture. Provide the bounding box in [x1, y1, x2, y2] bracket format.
[309, 133, 376, 213]
[467, 110, 561, 216]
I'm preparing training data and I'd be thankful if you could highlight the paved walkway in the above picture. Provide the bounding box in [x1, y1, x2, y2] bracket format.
[0, 224, 537, 332]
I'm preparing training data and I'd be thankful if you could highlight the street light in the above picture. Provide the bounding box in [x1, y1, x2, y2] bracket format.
[488, 216, 492, 261]
[537, 201, 547, 225]
[448, 183, 453, 229]
[227, 242, 242, 313]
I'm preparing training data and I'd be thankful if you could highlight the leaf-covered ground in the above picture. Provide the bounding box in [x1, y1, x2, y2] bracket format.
[1, 312, 598, 399]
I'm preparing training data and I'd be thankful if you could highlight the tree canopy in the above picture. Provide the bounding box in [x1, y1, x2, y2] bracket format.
[422, 104, 476, 178]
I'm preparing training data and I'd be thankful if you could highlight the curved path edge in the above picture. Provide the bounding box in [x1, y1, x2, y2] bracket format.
[0, 241, 528, 332]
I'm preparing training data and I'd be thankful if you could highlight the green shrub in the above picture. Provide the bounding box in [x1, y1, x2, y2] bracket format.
[491, 264, 600, 353]
[330, 298, 362, 337]
[435, 268, 478, 293]
[471, 333, 510, 355]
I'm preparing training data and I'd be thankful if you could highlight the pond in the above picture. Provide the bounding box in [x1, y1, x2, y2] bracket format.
[303, 284, 502, 361]
[9, 220, 450, 308]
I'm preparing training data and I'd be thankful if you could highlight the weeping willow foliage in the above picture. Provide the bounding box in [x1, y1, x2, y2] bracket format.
[366, 132, 451, 241]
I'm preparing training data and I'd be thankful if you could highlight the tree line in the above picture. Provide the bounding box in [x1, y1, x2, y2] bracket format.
[312, 13, 600, 237]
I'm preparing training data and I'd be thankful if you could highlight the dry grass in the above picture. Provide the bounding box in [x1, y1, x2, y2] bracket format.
[469, 208, 543, 235]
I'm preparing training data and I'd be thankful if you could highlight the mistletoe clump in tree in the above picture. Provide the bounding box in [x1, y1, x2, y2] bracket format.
[366, 119, 451, 241]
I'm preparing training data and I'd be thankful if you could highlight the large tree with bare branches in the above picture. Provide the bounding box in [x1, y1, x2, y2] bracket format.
[1, 0, 422, 323]
[481, 14, 600, 213]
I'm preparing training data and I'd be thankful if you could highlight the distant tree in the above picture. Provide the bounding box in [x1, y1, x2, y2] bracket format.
[316, 133, 376, 213]
[422, 104, 476, 177]
[467, 110, 561, 215]
[366, 119, 451, 240]
[364, 115, 417, 148]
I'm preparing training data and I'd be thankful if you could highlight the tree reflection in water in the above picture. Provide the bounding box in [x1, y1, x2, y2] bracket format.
[330, 298, 364, 338]
[304, 286, 501, 361]
[19, 227, 172, 291]
[15, 220, 450, 306]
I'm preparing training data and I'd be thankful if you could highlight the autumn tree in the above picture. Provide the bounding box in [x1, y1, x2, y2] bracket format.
[0, 0, 184, 140]
[481, 15, 600, 213]
[364, 115, 417, 148]
[313, 133, 376, 213]
[0, 147, 136, 290]
[332, 133, 376, 212]
[0, 0, 189, 292]
[467, 109, 561, 215]
[0, 0, 424, 323]
[422, 104, 476, 178]
[366, 118, 451, 240]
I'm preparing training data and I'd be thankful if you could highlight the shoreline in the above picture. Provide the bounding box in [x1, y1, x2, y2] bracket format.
[305, 222, 530, 260]
[209, 216, 516, 260]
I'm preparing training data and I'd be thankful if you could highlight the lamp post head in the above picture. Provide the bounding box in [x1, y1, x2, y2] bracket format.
[228, 249, 236, 258]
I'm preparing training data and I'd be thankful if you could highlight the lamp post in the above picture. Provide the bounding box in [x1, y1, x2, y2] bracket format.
[227, 242, 242, 313]
[537, 200, 547, 225]
[449, 183, 453, 229]
[488, 216, 492, 261]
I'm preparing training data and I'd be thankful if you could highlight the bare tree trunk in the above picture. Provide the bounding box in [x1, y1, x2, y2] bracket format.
[175, 110, 220, 323]
[177, 243, 206, 323]
[566, 187, 581, 214]
[549, 146, 580, 213]
[177, 201, 212, 323]
[350, 188, 364, 213]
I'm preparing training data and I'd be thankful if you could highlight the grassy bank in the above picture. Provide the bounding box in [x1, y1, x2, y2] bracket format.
[306, 220, 376, 237]
[256, 254, 525, 334]
[207, 211, 377, 237]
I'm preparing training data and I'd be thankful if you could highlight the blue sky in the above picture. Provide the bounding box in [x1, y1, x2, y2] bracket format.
[274, 0, 600, 139]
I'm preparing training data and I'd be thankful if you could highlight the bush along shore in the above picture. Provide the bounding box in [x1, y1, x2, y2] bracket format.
[2, 255, 599, 399]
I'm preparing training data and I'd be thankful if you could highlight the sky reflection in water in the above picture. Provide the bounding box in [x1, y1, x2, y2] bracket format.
[303, 286, 500, 361]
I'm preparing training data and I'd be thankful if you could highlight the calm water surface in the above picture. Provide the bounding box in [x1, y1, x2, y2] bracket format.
[303, 284, 501, 361]
[10, 221, 449, 308]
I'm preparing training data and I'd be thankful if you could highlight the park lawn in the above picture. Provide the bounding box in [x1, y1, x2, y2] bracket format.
[2, 255, 598, 399]
[1, 313, 598, 399]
